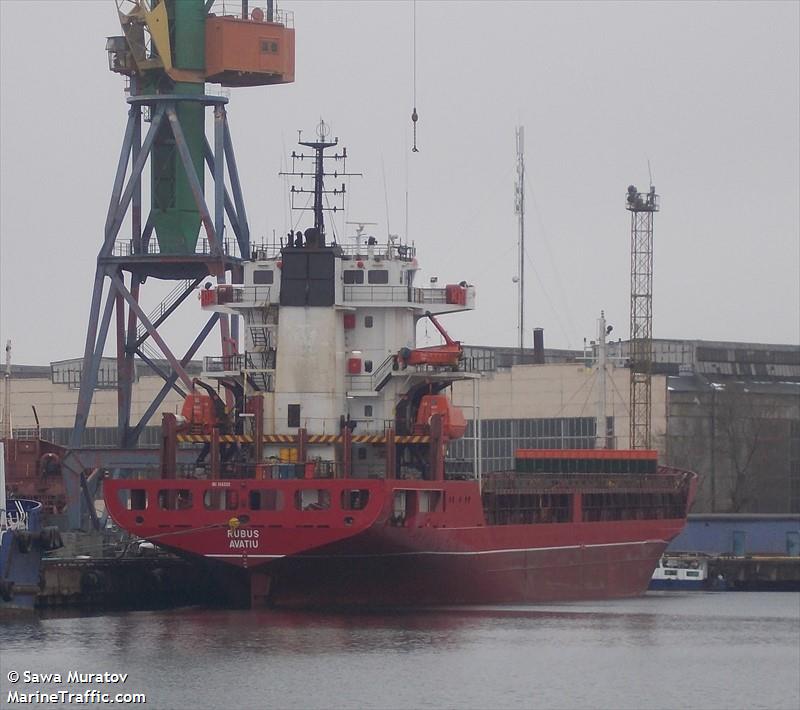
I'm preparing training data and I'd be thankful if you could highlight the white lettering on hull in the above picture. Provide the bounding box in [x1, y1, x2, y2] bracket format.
[227, 527, 261, 550]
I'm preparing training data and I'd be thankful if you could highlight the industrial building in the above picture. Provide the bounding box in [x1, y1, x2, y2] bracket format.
[3, 337, 798, 515]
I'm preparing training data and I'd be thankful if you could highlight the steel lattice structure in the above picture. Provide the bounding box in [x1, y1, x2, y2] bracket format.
[59, 0, 296, 529]
[626, 185, 659, 449]
[63, 94, 248, 528]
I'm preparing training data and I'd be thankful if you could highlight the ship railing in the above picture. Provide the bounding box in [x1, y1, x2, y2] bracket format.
[369, 355, 397, 389]
[200, 284, 272, 308]
[444, 459, 476, 478]
[349, 354, 477, 392]
[338, 242, 417, 261]
[178, 460, 346, 480]
[0, 506, 29, 533]
[135, 280, 197, 354]
[347, 375, 374, 391]
[346, 355, 396, 392]
[402, 360, 473, 376]
[111, 237, 241, 259]
[247, 241, 415, 261]
[481, 472, 689, 491]
[207, 1, 294, 28]
[342, 286, 451, 304]
[342, 286, 421, 304]
[10, 428, 39, 441]
[203, 352, 271, 373]
[203, 354, 243, 373]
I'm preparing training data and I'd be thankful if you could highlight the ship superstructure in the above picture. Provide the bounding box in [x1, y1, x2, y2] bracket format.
[194, 121, 478, 483]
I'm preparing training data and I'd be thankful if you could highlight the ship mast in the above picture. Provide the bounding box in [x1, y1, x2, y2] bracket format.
[300, 122, 338, 240]
[514, 127, 525, 353]
[282, 120, 359, 246]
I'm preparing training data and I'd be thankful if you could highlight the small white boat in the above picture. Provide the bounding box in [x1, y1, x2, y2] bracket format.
[650, 554, 709, 590]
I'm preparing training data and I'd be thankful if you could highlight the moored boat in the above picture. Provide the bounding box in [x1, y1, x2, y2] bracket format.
[104, 127, 697, 608]
[650, 553, 711, 591]
[1, 443, 63, 612]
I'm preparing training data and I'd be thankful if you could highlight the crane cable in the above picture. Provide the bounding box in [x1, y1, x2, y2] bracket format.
[411, 0, 419, 152]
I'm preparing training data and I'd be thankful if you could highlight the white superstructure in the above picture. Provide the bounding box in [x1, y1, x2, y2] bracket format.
[197, 129, 476, 477]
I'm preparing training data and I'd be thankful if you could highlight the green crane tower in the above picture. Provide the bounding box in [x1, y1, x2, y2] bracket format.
[65, 0, 295, 529]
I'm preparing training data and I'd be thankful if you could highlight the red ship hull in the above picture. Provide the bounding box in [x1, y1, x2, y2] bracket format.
[105, 471, 696, 607]
[237, 530, 677, 608]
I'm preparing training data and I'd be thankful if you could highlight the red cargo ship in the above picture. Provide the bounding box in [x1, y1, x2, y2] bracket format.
[104, 127, 696, 607]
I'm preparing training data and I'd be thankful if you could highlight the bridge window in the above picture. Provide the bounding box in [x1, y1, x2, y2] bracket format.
[344, 270, 364, 284]
[253, 269, 274, 285]
[364, 360, 373, 372]
[364, 405, 373, 417]
[368, 270, 389, 284]
[288, 404, 301, 428]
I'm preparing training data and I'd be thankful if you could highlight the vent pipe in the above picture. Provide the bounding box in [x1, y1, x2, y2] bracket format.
[533, 328, 545, 364]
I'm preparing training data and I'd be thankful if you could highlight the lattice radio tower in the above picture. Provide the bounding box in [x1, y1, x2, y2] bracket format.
[626, 184, 659, 449]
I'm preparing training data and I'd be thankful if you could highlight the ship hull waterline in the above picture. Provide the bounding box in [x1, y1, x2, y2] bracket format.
[105, 475, 695, 608]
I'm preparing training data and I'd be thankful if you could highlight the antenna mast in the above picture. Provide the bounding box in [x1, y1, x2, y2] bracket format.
[626, 184, 659, 449]
[281, 120, 360, 245]
[596, 312, 608, 449]
[2, 340, 11, 440]
[515, 127, 525, 352]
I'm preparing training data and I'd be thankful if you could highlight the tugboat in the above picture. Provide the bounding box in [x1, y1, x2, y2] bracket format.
[105, 125, 697, 608]
[1, 443, 62, 612]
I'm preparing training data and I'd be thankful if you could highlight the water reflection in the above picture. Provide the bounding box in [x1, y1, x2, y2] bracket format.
[3, 593, 798, 710]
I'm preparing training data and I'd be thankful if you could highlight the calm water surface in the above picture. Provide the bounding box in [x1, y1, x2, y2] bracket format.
[2, 592, 798, 710]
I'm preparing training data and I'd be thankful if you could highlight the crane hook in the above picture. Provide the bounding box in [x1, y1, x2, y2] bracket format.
[411, 107, 419, 153]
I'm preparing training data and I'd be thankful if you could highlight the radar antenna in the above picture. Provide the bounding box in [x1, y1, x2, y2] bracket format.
[280, 119, 361, 246]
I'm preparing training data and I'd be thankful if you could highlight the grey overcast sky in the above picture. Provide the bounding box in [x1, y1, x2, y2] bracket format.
[1, 0, 798, 365]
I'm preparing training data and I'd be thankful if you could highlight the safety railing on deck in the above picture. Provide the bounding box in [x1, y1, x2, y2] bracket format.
[342, 286, 449, 304]
[112, 238, 240, 258]
[347, 354, 394, 392]
[338, 242, 416, 260]
[203, 352, 273, 373]
[207, 1, 294, 28]
[347, 352, 477, 393]
[220, 285, 272, 304]
[248, 241, 416, 261]
[179, 460, 344, 480]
